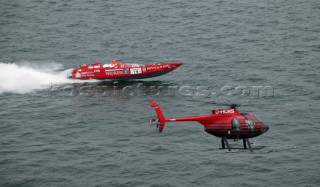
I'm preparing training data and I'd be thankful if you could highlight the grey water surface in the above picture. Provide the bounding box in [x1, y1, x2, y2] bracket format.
[1, 0, 320, 186]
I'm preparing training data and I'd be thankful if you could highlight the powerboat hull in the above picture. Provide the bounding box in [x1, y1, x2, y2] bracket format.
[69, 62, 182, 80]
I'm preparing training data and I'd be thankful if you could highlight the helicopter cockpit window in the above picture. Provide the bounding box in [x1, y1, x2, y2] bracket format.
[231, 118, 241, 130]
[245, 117, 256, 131]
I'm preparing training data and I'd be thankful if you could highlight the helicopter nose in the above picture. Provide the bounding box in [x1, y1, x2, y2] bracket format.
[261, 124, 269, 133]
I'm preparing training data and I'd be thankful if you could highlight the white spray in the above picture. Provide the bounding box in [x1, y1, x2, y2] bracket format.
[0, 62, 75, 94]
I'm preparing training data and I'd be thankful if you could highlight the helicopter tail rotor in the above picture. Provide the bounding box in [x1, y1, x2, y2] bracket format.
[149, 100, 166, 133]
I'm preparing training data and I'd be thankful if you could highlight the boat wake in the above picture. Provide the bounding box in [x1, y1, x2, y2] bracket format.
[0, 62, 74, 94]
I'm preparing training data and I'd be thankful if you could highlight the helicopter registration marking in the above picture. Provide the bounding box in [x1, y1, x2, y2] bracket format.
[215, 109, 234, 114]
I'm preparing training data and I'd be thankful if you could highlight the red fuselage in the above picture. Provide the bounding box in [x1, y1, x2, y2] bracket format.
[167, 109, 269, 139]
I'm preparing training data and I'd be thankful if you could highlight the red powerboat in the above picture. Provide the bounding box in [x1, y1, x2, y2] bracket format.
[69, 61, 182, 80]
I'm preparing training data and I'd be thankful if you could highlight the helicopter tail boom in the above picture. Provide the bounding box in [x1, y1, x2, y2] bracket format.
[149, 100, 166, 132]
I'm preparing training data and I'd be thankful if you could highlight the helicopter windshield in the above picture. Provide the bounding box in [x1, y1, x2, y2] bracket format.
[231, 118, 241, 130]
[245, 117, 256, 131]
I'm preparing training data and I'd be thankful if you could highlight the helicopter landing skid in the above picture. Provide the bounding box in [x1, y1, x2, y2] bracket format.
[221, 138, 254, 152]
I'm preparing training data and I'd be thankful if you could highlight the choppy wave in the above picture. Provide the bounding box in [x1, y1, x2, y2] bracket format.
[0, 62, 73, 94]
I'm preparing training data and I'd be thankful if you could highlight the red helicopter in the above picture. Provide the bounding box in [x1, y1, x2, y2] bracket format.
[149, 100, 269, 152]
